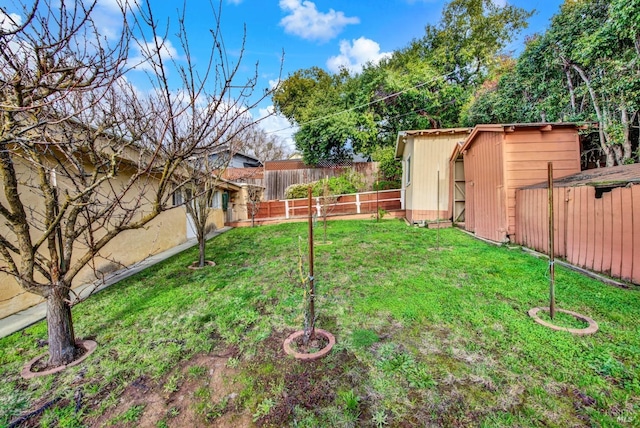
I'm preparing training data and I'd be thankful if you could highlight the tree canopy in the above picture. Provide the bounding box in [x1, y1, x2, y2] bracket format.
[274, 0, 639, 167]
[273, 0, 532, 165]
[464, 0, 640, 166]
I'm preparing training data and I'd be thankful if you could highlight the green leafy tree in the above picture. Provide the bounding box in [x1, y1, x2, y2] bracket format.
[371, 146, 401, 189]
[273, 0, 532, 164]
[422, 0, 532, 87]
[465, 0, 640, 165]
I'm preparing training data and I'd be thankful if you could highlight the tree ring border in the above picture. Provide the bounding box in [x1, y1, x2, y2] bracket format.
[528, 307, 598, 336]
[283, 329, 335, 361]
[188, 260, 216, 270]
[21, 339, 98, 379]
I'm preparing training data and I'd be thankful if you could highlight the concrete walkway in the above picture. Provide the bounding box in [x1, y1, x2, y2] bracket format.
[0, 227, 232, 339]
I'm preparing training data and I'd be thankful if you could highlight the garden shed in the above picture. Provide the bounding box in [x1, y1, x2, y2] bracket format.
[395, 128, 471, 224]
[516, 163, 640, 285]
[459, 123, 582, 243]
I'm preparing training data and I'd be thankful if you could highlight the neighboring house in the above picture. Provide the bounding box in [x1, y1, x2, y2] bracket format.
[0, 154, 238, 319]
[395, 128, 472, 224]
[515, 163, 640, 285]
[172, 177, 243, 239]
[459, 123, 582, 243]
[209, 149, 262, 168]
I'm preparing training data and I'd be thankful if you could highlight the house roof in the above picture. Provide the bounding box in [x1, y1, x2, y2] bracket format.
[209, 148, 263, 167]
[460, 122, 589, 153]
[395, 127, 472, 158]
[522, 163, 640, 189]
[215, 177, 243, 192]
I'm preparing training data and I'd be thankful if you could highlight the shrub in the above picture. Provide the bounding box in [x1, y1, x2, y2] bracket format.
[284, 171, 366, 199]
[285, 183, 315, 199]
[371, 146, 401, 188]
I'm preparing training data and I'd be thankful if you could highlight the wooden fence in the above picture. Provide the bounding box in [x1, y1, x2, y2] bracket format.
[263, 163, 379, 200]
[255, 189, 404, 220]
[515, 184, 640, 285]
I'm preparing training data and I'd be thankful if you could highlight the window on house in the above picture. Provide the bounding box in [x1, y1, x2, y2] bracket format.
[406, 156, 411, 186]
[172, 189, 183, 206]
[211, 190, 222, 209]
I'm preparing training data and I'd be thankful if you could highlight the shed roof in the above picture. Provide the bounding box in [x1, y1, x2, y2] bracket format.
[522, 164, 640, 189]
[395, 127, 471, 158]
[460, 122, 588, 153]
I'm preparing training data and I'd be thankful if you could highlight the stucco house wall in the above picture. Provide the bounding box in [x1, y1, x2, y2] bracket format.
[0, 154, 230, 318]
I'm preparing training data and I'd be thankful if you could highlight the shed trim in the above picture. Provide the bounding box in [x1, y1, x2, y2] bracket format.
[395, 127, 471, 158]
[461, 122, 587, 153]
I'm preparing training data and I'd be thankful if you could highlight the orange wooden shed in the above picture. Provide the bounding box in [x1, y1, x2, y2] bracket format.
[456, 123, 582, 243]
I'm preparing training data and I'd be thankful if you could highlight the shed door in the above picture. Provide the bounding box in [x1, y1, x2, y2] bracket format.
[453, 158, 465, 222]
[465, 152, 475, 232]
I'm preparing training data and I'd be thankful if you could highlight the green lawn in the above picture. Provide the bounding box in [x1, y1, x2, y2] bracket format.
[1, 220, 639, 427]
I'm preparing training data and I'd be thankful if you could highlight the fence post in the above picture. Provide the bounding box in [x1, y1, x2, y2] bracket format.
[285, 200, 290, 219]
[400, 189, 405, 210]
[356, 193, 361, 214]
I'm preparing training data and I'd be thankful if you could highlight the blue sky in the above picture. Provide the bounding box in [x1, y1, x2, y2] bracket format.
[1, 0, 565, 148]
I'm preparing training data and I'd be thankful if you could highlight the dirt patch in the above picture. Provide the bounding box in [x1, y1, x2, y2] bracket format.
[89, 350, 251, 427]
[246, 330, 364, 427]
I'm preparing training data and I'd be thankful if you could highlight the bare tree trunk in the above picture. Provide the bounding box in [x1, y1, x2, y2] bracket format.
[198, 235, 206, 267]
[564, 67, 577, 114]
[570, 63, 616, 167]
[46, 282, 76, 366]
[621, 107, 632, 163]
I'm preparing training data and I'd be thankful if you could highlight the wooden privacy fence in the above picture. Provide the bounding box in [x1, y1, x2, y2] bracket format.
[263, 163, 379, 200]
[254, 189, 404, 220]
[515, 184, 640, 284]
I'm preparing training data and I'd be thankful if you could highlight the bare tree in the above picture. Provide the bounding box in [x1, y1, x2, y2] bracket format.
[0, 0, 276, 367]
[246, 184, 263, 227]
[181, 154, 229, 269]
[236, 124, 291, 163]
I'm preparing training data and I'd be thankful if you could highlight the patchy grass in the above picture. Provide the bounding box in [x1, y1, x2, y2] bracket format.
[1, 220, 639, 427]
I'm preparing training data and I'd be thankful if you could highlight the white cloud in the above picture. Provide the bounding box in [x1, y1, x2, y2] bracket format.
[268, 78, 281, 90]
[227, 0, 243, 4]
[279, 0, 359, 43]
[326, 37, 392, 74]
[84, 0, 128, 40]
[96, 0, 125, 13]
[0, 11, 22, 31]
[492, 0, 507, 7]
[257, 106, 297, 151]
[128, 36, 180, 72]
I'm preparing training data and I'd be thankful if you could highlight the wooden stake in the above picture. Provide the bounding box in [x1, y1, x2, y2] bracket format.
[548, 162, 556, 320]
[437, 167, 440, 251]
[308, 186, 315, 338]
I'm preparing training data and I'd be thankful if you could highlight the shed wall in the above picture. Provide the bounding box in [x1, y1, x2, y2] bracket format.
[516, 184, 640, 285]
[504, 128, 580, 239]
[403, 138, 416, 223]
[408, 134, 463, 222]
[464, 131, 507, 242]
[401, 133, 468, 223]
